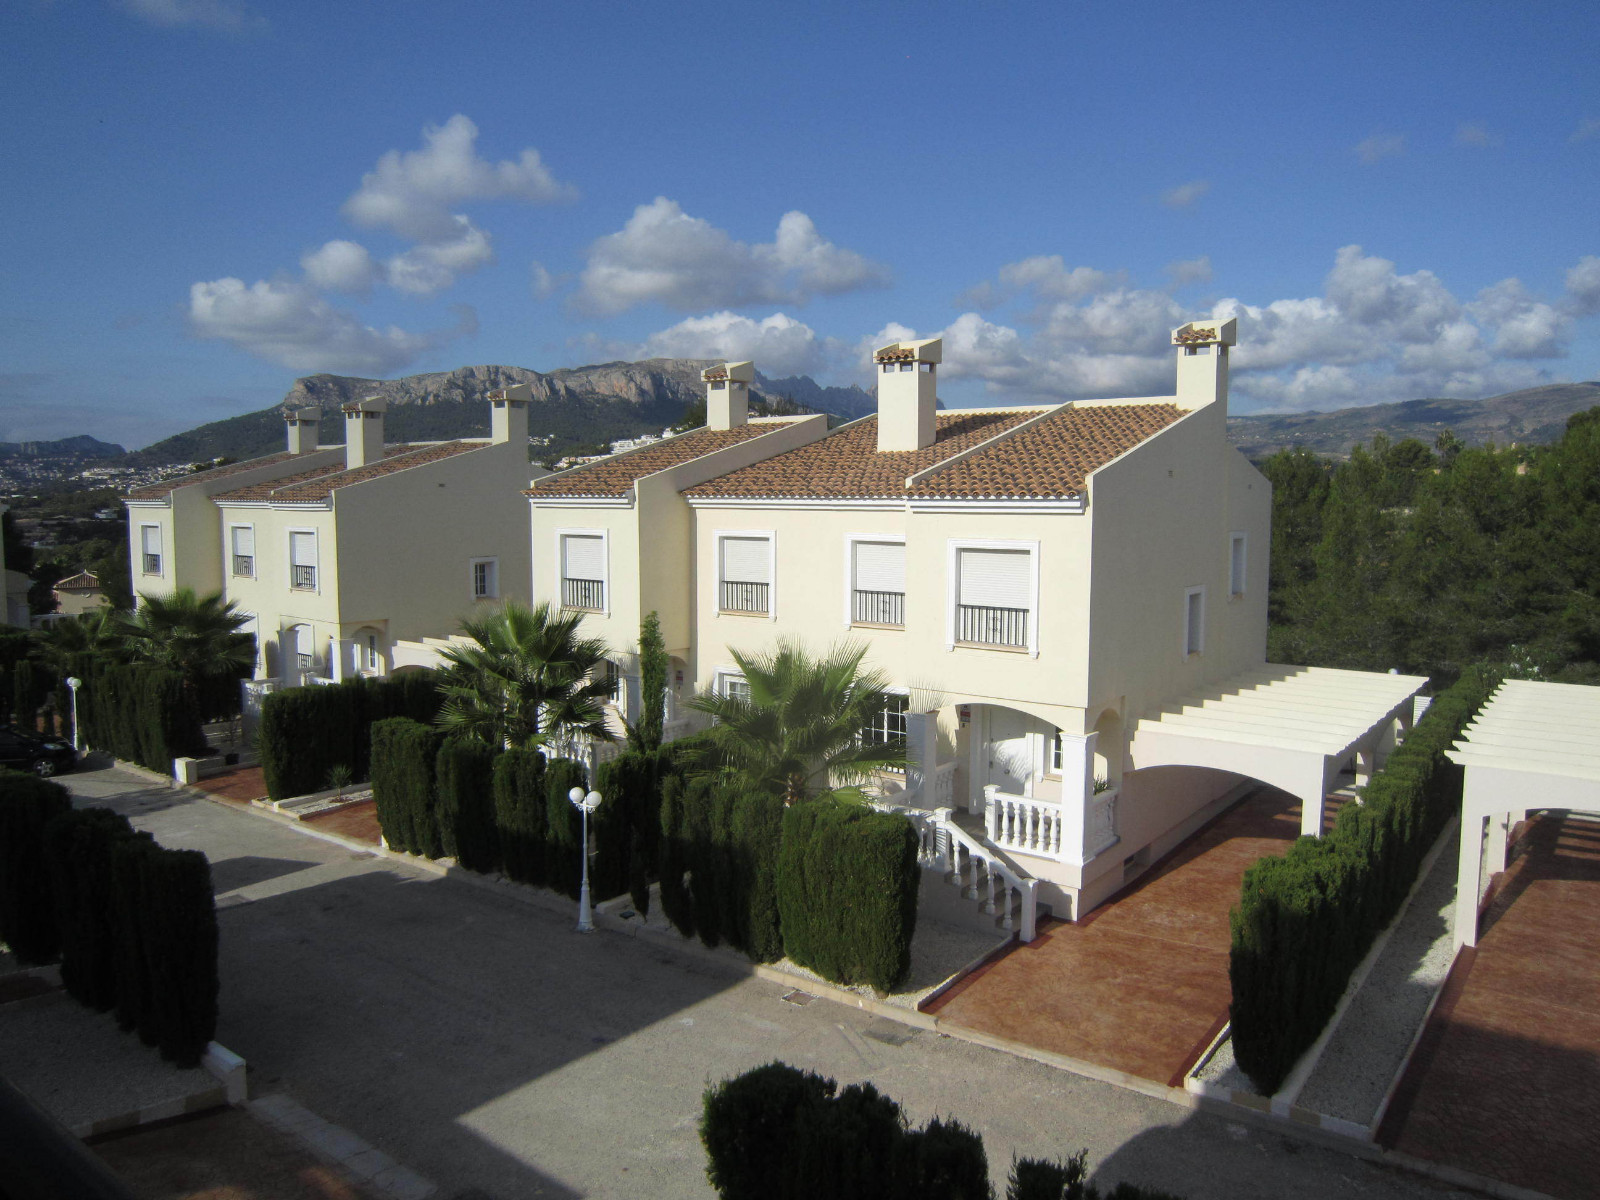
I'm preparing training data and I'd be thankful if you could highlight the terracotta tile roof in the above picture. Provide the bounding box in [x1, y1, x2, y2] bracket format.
[125, 452, 296, 500]
[1175, 326, 1219, 345]
[702, 365, 728, 381]
[683, 410, 1043, 500]
[874, 347, 917, 363]
[54, 572, 101, 590]
[213, 443, 476, 503]
[908, 403, 1183, 499]
[527, 423, 789, 499]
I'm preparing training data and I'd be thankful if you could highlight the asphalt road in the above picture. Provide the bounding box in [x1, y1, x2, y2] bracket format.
[64, 765, 1477, 1200]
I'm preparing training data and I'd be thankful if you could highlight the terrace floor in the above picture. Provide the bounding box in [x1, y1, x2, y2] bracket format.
[925, 785, 1306, 1085]
[1379, 811, 1600, 1200]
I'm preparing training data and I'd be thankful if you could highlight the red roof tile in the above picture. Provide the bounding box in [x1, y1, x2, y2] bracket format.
[125, 452, 296, 500]
[213, 443, 476, 503]
[527, 423, 793, 499]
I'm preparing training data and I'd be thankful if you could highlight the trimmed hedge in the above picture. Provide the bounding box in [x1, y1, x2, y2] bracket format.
[1229, 666, 1502, 1093]
[544, 757, 589, 900]
[777, 797, 921, 992]
[594, 746, 675, 912]
[71, 661, 205, 773]
[435, 738, 499, 872]
[370, 718, 444, 857]
[492, 748, 548, 886]
[258, 671, 441, 800]
[0, 770, 72, 964]
[45, 806, 135, 1010]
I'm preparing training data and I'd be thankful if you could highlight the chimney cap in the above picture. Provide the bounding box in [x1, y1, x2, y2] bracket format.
[873, 337, 942, 365]
[1171, 318, 1237, 347]
[702, 361, 754, 384]
[489, 383, 533, 403]
[286, 407, 320, 423]
[342, 396, 388, 414]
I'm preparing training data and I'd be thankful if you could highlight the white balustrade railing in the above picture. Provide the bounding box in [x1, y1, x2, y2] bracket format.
[1086, 788, 1119, 859]
[872, 801, 1038, 942]
[931, 761, 956, 808]
[984, 785, 1065, 858]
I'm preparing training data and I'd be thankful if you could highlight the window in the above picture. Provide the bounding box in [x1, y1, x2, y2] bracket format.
[863, 693, 909, 760]
[292, 624, 314, 671]
[472, 558, 498, 599]
[719, 534, 771, 615]
[851, 539, 905, 627]
[289, 531, 317, 590]
[365, 633, 380, 671]
[1229, 533, 1247, 597]
[1050, 728, 1064, 775]
[955, 546, 1031, 648]
[1184, 587, 1205, 657]
[719, 672, 751, 703]
[140, 525, 162, 575]
[601, 660, 621, 700]
[560, 533, 605, 611]
[230, 525, 254, 578]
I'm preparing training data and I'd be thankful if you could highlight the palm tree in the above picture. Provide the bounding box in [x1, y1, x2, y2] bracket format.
[434, 600, 616, 750]
[122, 588, 256, 688]
[687, 639, 907, 805]
[39, 608, 129, 675]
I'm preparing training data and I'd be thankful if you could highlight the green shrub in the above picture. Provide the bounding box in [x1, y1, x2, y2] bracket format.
[44, 807, 135, 1011]
[658, 774, 694, 937]
[778, 797, 920, 992]
[702, 1062, 835, 1200]
[259, 672, 441, 800]
[594, 747, 669, 907]
[370, 718, 443, 856]
[543, 757, 589, 900]
[1228, 666, 1501, 1093]
[492, 748, 548, 886]
[110, 833, 159, 1037]
[138, 846, 218, 1066]
[69, 662, 204, 772]
[1007, 1153, 1089, 1200]
[0, 770, 72, 964]
[435, 738, 499, 871]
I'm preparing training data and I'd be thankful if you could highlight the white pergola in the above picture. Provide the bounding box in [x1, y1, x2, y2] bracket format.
[1447, 679, 1600, 948]
[1128, 664, 1429, 836]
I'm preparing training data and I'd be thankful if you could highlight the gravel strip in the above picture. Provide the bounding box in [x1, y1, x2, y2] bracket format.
[1295, 827, 1459, 1124]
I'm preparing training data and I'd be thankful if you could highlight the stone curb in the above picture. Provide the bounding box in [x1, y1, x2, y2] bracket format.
[251, 1093, 437, 1200]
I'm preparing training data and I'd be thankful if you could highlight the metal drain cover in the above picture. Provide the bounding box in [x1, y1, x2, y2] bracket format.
[780, 989, 817, 1006]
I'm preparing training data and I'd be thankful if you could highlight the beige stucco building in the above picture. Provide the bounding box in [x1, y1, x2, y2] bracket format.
[125, 388, 542, 688]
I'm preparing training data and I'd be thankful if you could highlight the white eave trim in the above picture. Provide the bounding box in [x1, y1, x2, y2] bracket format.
[685, 495, 1084, 514]
[527, 495, 635, 509]
[910, 496, 1085, 514]
[123, 498, 171, 509]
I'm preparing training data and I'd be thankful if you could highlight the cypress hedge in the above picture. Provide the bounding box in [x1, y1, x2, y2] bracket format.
[0, 770, 72, 964]
[543, 756, 589, 900]
[492, 748, 548, 886]
[594, 746, 675, 911]
[370, 718, 443, 856]
[70, 661, 205, 773]
[258, 671, 441, 800]
[435, 738, 499, 872]
[1228, 665, 1501, 1094]
[45, 806, 135, 1011]
[777, 797, 921, 992]
[138, 847, 219, 1066]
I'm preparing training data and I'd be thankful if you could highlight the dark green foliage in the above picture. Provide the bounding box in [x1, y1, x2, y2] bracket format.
[1229, 666, 1501, 1093]
[0, 770, 72, 964]
[71, 661, 205, 772]
[110, 833, 159, 1037]
[369, 718, 444, 857]
[491, 748, 547, 886]
[1008, 1153, 1090, 1200]
[44, 806, 135, 1010]
[701, 1062, 835, 1200]
[543, 757, 589, 900]
[898, 1118, 990, 1200]
[593, 747, 668, 906]
[258, 672, 440, 800]
[657, 774, 786, 961]
[628, 611, 669, 753]
[12, 659, 46, 728]
[137, 847, 219, 1066]
[777, 797, 921, 992]
[435, 738, 499, 871]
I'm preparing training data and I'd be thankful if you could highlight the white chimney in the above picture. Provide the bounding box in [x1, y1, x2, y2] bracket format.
[489, 383, 532, 445]
[285, 407, 321, 455]
[703, 361, 753, 430]
[874, 337, 941, 451]
[342, 396, 387, 468]
[1171, 318, 1237, 410]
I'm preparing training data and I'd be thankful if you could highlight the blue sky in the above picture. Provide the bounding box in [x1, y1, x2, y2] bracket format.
[4, 0, 1598, 449]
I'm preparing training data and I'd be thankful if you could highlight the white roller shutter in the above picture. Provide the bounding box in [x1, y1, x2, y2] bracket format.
[290, 532, 317, 568]
[721, 537, 770, 584]
[562, 534, 605, 580]
[141, 525, 161, 555]
[958, 548, 1030, 609]
[231, 526, 254, 556]
[853, 541, 905, 593]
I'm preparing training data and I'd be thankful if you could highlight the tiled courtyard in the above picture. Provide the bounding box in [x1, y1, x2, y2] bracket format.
[1381, 812, 1600, 1200]
[926, 786, 1305, 1085]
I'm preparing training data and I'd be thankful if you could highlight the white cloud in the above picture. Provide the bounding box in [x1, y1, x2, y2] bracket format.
[343, 114, 576, 243]
[117, 0, 261, 32]
[1566, 256, 1600, 316]
[300, 240, 380, 294]
[1454, 122, 1503, 149]
[1161, 179, 1211, 209]
[1354, 133, 1407, 164]
[635, 312, 837, 377]
[1470, 279, 1570, 359]
[188, 277, 466, 374]
[1167, 256, 1213, 286]
[383, 216, 493, 295]
[574, 198, 889, 315]
[1570, 117, 1600, 143]
[530, 261, 563, 300]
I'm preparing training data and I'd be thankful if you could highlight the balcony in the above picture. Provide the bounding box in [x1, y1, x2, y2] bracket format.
[232, 554, 254, 578]
[291, 565, 316, 590]
[142, 553, 161, 575]
[956, 604, 1028, 648]
[719, 580, 769, 615]
[852, 589, 904, 627]
[562, 577, 604, 611]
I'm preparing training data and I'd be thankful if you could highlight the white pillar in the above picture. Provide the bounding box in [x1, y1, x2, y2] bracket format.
[906, 712, 937, 807]
[1485, 811, 1511, 877]
[1456, 811, 1486, 948]
[330, 638, 355, 683]
[1301, 758, 1339, 837]
[1056, 731, 1094, 864]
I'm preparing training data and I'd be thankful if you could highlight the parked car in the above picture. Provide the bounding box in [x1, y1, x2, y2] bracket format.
[0, 727, 77, 777]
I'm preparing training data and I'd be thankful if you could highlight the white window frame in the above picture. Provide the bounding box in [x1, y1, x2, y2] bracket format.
[842, 532, 907, 628]
[863, 688, 910, 772]
[714, 529, 776, 621]
[1048, 728, 1064, 776]
[228, 523, 255, 579]
[139, 524, 163, 576]
[715, 669, 752, 704]
[471, 556, 499, 600]
[554, 528, 609, 616]
[1184, 586, 1206, 659]
[945, 537, 1041, 657]
[1229, 532, 1247, 598]
[364, 631, 381, 672]
[288, 528, 319, 593]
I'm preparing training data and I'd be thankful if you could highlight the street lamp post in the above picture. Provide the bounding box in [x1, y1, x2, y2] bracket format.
[64, 677, 82, 755]
[568, 786, 603, 932]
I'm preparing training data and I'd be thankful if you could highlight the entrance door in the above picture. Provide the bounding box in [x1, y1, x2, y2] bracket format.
[986, 707, 1032, 794]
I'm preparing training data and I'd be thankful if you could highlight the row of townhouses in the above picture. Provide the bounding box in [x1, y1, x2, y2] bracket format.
[126, 323, 1426, 922]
